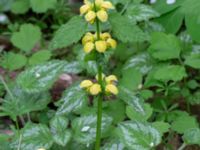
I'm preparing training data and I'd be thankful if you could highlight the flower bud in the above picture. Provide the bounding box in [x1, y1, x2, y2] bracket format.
[107, 38, 117, 49]
[97, 10, 108, 22]
[89, 84, 102, 95]
[101, 1, 114, 9]
[95, 73, 105, 81]
[106, 84, 118, 95]
[84, 42, 95, 53]
[80, 80, 93, 88]
[95, 40, 107, 53]
[80, 4, 90, 15]
[105, 75, 118, 84]
[85, 11, 96, 22]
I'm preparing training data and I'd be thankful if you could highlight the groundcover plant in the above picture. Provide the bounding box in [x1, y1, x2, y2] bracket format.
[0, 0, 200, 150]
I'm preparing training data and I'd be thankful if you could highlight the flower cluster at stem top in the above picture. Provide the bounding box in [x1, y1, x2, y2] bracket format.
[82, 32, 117, 53]
[80, 74, 118, 96]
[80, 0, 114, 23]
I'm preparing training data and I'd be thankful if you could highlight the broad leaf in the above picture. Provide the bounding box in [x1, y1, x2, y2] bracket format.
[72, 114, 113, 144]
[102, 140, 126, 150]
[109, 13, 149, 43]
[50, 116, 71, 146]
[152, 121, 170, 134]
[29, 50, 52, 65]
[117, 121, 161, 150]
[11, 124, 53, 150]
[11, 0, 30, 14]
[11, 24, 41, 52]
[50, 16, 87, 50]
[56, 84, 88, 115]
[17, 60, 66, 92]
[63, 61, 83, 74]
[126, 4, 159, 22]
[148, 32, 181, 60]
[30, 0, 57, 13]
[185, 49, 200, 69]
[183, 128, 200, 145]
[154, 65, 186, 82]
[0, 52, 27, 71]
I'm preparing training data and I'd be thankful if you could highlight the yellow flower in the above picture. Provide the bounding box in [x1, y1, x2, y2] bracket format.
[105, 75, 118, 84]
[80, 4, 91, 15]
[37, 148, 46, 150]
[84, 42, 95, 53]
[100, 32, 111, 40]
[95, 0, 103, 6]
[97, 10, 108, 22]
[95, 40, 107, 53]
[80, 80, 93, 88]
[85, 11, 96, 23]
[82, 32, 94, 44]
[107, 38, 117, 49]
[106, 84, 118, 95]
[89, 83, 102, 95]
[101, 1, 114, 9]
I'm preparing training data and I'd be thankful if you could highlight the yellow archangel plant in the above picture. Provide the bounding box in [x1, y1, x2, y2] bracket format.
[79, 0, 118, 149]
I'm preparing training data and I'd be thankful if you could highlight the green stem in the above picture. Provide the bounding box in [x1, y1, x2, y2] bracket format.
[178, 143, 186, 150]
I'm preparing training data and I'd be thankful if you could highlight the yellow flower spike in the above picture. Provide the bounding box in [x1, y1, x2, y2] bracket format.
[80, 4, 91, 15]
[84, 42, 95, 53]
[105, 75, 118, 84]
[101, 1, 114, 9]
[107, 38, 117, 49]
[95, 40, 107, 53]
[97, 10, 108, 22]
[106, 84, 118, 95]
[85, 11, 96, 22]
[89, 83, 102, 95]
[100, 32, 111, 40]
[80, 80, 93, 88]
[82, 32, 94, 44]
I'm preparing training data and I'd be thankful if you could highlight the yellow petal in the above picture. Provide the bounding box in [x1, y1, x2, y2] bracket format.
[107, 38, 117, 49]
[85, 11, 96, 22]
[100, 32, 111, 40]
[95, 40, 107, 53]
[82, 32, 94, 44]
[101, 1, 114, 9]
[84, 42, 95, 53]
[80, 80, 93, 88]
[89, 83, 102, 95]
[106, 84, 118, 95]
[97, 10, 108, 22]
[80, 4, 90, 15]
[95, 0, 103, 6]
[105, 75, 118, 84]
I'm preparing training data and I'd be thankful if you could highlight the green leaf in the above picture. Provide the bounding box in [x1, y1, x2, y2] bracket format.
[126, 103, 153, 121]
[183, 128, 200, 145]
[11, 24, 41, 52]
[16, 60, 66, 92]
[154, 65, 186, 82]
[185, 50, 200, 69]
[109, 13, 149, 43]
[56, 84, 88, 116]
[148, 32, 181, 60]
[63, 61, 83, 74]
[152, 121, 170, 134]
[104, 100, 126, 124]
[120, 68, 142, 91]
[0, 0, 14, 12]
[126, 4, 159, 22]
[117, 121, 161, 150]
[171, 115, 199, 134]
[50, 116, 71, 146]
[11, 0, 30, 14]
[123, 52, 153, 75]
[11, 123, 53, 150]
[72, 114, 113, 144]
[118, 86, 145, 114]
[0, 52, 27, 71]
[187, 91, 200, 105]
[1, 86, 51, 120]
[102, 140, 126, 150]
[29, 50, 52, 65]
[50, 16, 87, 50]
[30, 0, 57, 13]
